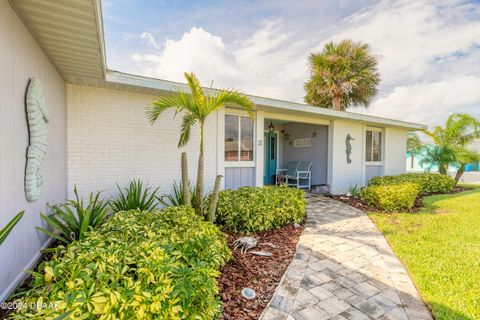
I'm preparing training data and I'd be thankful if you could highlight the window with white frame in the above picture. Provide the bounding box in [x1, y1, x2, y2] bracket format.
[225, 114, 254, 162]
[366, 129, 382, 162]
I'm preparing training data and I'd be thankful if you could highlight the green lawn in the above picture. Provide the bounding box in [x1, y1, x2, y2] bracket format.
[369, 187, 480, 320]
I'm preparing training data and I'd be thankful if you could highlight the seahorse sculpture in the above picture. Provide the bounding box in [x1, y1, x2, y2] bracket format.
[25, 78, 50, 202]
[345, 134, 355, 164]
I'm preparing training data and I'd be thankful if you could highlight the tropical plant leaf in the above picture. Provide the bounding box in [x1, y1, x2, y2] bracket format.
[0, 210, 24, 245]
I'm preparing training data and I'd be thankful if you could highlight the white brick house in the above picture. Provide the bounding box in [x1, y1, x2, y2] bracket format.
[0, 0, 426, 301]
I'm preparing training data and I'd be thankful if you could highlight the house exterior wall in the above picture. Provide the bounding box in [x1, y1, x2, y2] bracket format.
[0, 1, 67, 302]
[329, 120, 366, 194]
[282, 123, 328, 185]
[67, 85, 218, 198]
[384, 127, 408, 176]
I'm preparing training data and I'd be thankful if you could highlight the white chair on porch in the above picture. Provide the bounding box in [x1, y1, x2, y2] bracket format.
[276, 161, 300, 186]
[286, 161, 313, 189]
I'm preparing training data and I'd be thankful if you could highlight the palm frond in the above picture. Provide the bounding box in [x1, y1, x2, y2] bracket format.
[208, 90, 254, 117]
[146, 94, 191, 124]
[179, 112, 197, 148]
[184, 72, 206, 110]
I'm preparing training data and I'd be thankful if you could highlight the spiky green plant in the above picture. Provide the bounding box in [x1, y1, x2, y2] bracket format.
[0, 211, 24, 245]
[111, 180, 159, 213]
[304, 39, 380, 111]
[36, 186, 110, 244]
[146, 72, 254, 219]
[159, 180, 198, 208]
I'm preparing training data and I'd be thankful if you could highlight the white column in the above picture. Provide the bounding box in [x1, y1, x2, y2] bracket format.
[216, 107, 225, 189]
[255, 110, 265, 187]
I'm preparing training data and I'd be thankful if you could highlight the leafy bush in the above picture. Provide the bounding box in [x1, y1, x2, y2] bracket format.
[37, 186, 110, 244]
[111, 179, 158, 212]
[215, 185, 306, 233]
[368, 173, 455, 194]
[12, 206, 231, 319]
[360, 183, 420, 212]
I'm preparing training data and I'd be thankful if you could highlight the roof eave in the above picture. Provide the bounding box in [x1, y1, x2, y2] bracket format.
[105, 70, 427, 131]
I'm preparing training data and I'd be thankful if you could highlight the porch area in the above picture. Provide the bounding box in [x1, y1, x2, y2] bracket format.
[262, 119, 329, 190]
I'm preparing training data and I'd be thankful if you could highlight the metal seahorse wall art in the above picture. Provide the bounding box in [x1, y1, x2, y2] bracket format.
[345, 134, 354, 164]
[25, 78, 50, 202]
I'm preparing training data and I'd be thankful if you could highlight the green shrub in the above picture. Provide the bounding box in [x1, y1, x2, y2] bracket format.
[111, 179, 158, 213]
[12, 206, 231, 319]
[37, 186, 110, 244]
[215, 185, 306, 233]
[360, 183, 420, 212]
[368, 173, 455, 194]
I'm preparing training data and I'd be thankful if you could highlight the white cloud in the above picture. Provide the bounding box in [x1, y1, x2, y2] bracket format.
[131, 0, 480, 126]
[132, 21, 310, 101]
[366, 76, 480, 126]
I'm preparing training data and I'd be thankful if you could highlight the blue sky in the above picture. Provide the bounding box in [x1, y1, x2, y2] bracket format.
[102, 0, 480, 127]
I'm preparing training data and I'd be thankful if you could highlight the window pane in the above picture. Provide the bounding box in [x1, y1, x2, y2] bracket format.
[240, 117, 254, 161]
[372, 132, 382, 161]
[366, 131, 372, 162]
[225, 115, 239, 161]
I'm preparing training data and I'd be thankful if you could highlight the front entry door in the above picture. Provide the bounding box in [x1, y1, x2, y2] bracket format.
[263, 132, 278, 184]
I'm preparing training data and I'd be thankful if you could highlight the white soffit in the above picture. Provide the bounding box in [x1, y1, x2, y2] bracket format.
[9, 0, 106, 82]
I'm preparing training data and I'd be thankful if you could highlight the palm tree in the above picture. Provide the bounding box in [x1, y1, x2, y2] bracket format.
[406, 132, 423, 170]
[424, 113, 480, 183]
[419, 145, 456, 175]
[304, 39, 380, 111]
[147, 72, 254, 216]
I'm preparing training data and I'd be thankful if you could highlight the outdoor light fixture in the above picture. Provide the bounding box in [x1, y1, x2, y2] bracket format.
[269, 120, 274, 132]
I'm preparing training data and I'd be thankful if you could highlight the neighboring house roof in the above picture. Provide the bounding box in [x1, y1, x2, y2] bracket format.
[9, 0, 427, 131]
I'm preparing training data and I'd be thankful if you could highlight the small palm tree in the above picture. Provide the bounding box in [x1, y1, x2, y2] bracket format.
[147, 72, 254, 216]
[304, 39, 380, 111]
[419, 145, 456, 175]
[407, 132, 423, 169]
[424, 113, 480, 183]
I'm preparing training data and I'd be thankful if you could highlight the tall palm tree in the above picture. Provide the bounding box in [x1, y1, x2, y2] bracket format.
[424, 113, 480, 183]
[304, 39, 380, 111]
[147, 72, 254, 216]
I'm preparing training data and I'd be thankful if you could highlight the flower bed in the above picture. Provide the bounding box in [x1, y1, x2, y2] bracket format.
[219, 224, 304, 319]
[9, 206, 231, 319]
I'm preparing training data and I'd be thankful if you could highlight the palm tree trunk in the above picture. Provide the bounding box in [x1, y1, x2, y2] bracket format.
[454, 164, 465, 186]
[195, 121, 204, 215]
[181, 152, 191, 206]
[208, 175, 222, 223]
[439, 162, 448, 175]
[410, 152, 414, 169]
[332, 95, 342, 111]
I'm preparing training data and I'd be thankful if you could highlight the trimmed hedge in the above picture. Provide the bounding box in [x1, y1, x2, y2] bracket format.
[11, 206, 231, 319]
[215, 185, 306, 233]
[361, 182, 420, 212]
[368, 173, 455, 194]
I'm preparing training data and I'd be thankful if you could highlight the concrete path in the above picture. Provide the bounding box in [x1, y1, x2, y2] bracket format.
[260, 195, 432, 320]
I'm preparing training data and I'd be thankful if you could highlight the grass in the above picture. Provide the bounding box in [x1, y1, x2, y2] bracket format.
[369, 186, 480, 320]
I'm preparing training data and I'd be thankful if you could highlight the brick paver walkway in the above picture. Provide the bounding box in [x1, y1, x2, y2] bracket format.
[260, 195, 432, 320]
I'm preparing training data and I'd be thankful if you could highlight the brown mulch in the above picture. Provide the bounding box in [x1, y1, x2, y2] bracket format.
[219, 223, 305, 320]
[326, 186, 472, 214]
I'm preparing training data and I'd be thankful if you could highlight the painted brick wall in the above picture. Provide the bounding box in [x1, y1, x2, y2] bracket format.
[67, 85, 218, 199]
[330, 120, 365, 194]
[384, 127, 408, 175]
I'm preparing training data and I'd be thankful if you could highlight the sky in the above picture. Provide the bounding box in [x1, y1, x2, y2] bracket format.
[102, 0, 480, 127]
